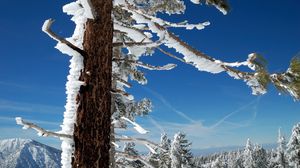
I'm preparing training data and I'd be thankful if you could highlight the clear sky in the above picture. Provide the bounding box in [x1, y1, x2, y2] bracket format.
[0, 0, 299, 150]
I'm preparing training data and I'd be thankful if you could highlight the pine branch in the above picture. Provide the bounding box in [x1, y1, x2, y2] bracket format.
[114, 21, 151, 43]
[15, 117, 72, 139]
[117, 0, 300, 100]
[117, 1, 210, 30]
[42, 19, 87, 57]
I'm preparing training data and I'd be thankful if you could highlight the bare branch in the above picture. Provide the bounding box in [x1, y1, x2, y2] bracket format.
[42, 19, 87, 57]
[15, 117, 72, 139]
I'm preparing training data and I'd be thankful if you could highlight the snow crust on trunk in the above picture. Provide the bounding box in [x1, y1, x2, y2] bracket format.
[54, 1, 88, 168]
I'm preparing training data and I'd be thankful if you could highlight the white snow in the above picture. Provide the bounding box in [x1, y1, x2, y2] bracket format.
[15, 117, 23, 125]
[145, 143, 157, 154]
[121, 117, 149, 134]
[190, 0, 200, 4]
[79, 0, 94, 19]
[15, 117, 30, 130]
[42, 19, 54, 39]
[125, 9, 225, 73]
[0, 138, 61, 168]
[57, 0, 91, 167]
[55, 43, 81, 57]
[214, 5, 228, 15]
[112, 142, 120, 148]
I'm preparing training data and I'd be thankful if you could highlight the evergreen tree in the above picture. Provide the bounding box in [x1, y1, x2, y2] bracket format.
[269, 149, 278, 168]
[287, 123, 300, 168]
[228, 151, 244, 168]
[252, 144, 268, 168]
[170, 132, 194, 168]
[274, 128, 289, 168]
[243, 139, 254, 168]
[210, 156, 225, 168]
[116, 142, 145, 168]
[15, 0, 300, 167]
[158, 134, 172, 168]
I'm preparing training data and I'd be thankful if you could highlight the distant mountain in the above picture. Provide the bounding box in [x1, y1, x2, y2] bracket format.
[192, 143, 277, 156]
[0, 138, 61, 168]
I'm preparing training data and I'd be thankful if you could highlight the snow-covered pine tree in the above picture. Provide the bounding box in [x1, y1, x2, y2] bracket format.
[15, 0, 300, 167]
[287, 123, 300, 168]
[269, 149, 278, 168]
[210, 152, 231, 168]
[273, 128, 289, 168]
[170, 132, 194, 168]
[243, 139, 254, 168]
[210, 156, 224, 168]
[116, 142, 145, 168]
[227, 150, 244, 168]
[158, 134, 172, 168]
[252, 144, 268, 168]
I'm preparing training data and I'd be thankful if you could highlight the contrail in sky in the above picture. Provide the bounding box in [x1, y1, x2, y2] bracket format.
[210, 96, 261, 129]
[144, 87, 197, 123]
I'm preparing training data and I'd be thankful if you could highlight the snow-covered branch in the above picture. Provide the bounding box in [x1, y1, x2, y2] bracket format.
[15, 117, 72, 139]
[119, 4, 250, 74]
[116, 3, 272, 95]
[121, 117, 149, 134]
[113, 58, 177, 71]
[116, 151, 155, 168]
[116, 136, 166, 153]
[157, 47, 192, 65]
[42, 19, 86, 57]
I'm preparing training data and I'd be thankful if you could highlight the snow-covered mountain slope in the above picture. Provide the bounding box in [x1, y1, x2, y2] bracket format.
[0, 138, 61, 168]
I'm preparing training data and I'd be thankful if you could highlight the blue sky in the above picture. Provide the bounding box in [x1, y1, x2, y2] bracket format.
[0, 0, 299, 150]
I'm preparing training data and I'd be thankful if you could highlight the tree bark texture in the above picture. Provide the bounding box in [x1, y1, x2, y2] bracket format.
[72, 0, 113, 167]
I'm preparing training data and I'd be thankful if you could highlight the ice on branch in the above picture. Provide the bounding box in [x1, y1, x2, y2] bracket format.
[136, 63, 176, 71]
[125, 8, 227, 73]
[121, 117, 149, 134]
[15, 117, 72, 139]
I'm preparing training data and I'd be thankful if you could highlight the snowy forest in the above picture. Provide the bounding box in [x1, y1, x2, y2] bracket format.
[9, 0, 299, 168]
[194, 124, 300, 168]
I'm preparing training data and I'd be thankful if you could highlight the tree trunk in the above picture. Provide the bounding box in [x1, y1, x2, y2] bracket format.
[72, 0, 113, 167]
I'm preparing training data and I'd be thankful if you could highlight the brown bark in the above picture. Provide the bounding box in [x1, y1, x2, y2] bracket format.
[72, 0, 113, 167]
